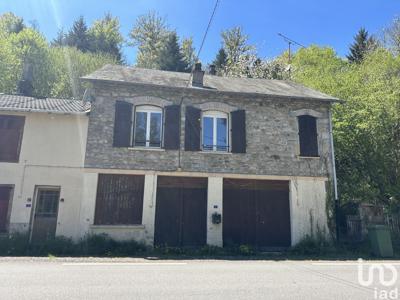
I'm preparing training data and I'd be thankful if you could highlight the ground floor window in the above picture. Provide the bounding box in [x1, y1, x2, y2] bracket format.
[94, 174, 145, 225]
[0, 185, 13, 233]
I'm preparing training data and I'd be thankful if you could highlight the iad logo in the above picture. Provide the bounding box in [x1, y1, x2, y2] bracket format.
[358, 259, 399, 299]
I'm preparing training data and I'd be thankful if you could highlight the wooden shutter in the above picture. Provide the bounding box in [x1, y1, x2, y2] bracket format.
[113, 101, 133, 147]
[0, 115, 25, 162]
[231, 109, 246, 153]
[163, 105, 180, 150]
[298, 115, 318, 157]
[184, 106, 201, 151]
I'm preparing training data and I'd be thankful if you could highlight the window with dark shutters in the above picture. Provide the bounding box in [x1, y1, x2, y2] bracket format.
[298, 115, 319, 157]
[231, 109, 246, 153]
[113, 101, 133, 147]
[184, 106, 201, 151]
[94, 174, 145, 225]
[0, 115, 25, 162]
[163, 105, 180, 150]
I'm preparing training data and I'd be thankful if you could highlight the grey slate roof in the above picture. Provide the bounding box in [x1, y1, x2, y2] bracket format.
[82, 64, 339, 101]
[0, 94, 91, 114]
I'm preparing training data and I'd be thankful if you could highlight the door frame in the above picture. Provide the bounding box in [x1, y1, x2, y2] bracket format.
[0, 184, 15, 234]
[29, 185, 61, 243]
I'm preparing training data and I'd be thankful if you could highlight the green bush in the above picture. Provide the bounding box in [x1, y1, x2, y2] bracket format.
[80, 234, 148, 256]
[290, 234, 332, 256]
[0, 233, 148, 257]
[0, 233, 29, 256]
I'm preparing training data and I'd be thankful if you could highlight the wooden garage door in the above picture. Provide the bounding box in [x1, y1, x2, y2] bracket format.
[154, 176, 207, 247]
[223, 179, 291, 248]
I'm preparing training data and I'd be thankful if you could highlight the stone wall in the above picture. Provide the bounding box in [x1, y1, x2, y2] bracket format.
[85, 81, 334, 178]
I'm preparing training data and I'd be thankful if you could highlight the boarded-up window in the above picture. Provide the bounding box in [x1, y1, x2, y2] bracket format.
[0, 115, 25, 162]
[94, 174, 145, 225]
[298, 115, 318, 157]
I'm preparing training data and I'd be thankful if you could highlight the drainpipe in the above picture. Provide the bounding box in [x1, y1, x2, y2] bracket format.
[328, 109, 339, 241]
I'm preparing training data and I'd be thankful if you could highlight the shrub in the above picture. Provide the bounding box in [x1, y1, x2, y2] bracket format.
[290, 234, 332, 256]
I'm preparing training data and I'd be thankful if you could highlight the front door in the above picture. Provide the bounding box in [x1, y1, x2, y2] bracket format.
[0, 186, 13, 233]
[31, 187, 60, 243]
[154, 176, 207, 247]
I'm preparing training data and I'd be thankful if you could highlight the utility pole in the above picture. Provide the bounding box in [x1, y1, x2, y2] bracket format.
[278, 33, 305, 77]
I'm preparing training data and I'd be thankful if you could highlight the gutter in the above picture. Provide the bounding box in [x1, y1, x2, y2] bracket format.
[0, 107, 90, 115]
[329, 108, 340, 241]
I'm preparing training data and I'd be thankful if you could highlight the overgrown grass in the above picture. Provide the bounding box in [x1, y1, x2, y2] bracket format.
[0, 233, 148, 257]
[0, 232, 398, 259]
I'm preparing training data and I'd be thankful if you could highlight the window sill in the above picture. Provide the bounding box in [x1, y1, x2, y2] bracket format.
[199, 150, 232, 155]
[298, 155, 320, 159]
[90, 225, 145, 230]
[128, 147, 165, 152]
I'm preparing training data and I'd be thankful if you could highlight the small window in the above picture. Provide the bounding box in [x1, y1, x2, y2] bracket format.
[298, 115, 319, 157]
[134, 106, 162, 148]
[202, 111, 229, 152]
[0, 115, 25, 162]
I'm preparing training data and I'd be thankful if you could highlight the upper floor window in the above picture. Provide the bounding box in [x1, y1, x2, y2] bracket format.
[298, 115, 318, 157]
[134, 105, 162, 148]
[0, 115, 25, 162]
[202, 111, 229, 152]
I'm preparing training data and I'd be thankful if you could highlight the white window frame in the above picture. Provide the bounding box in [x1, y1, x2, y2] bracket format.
[201, 110, 229, 152]
[133, 105, 163, 148]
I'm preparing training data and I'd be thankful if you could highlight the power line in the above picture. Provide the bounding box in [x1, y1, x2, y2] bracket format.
[277, 32, 305, 64]
[177, 0, 220, 170]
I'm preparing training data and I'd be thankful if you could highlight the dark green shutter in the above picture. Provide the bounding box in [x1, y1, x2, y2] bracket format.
[164, 105, 180, 150]
[298, 115, 318, 157]
[184, 106, 201, 151]
[113, 101, 133, 147]
[231, 109, 246, 153]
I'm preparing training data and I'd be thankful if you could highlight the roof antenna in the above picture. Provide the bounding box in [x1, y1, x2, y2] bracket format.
[278, 33, 305, 78]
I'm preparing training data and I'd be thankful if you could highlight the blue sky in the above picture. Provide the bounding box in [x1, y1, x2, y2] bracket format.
[1, 0, 399, 64]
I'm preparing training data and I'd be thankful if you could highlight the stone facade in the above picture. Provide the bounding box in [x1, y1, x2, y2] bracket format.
[85, 81, 334, 179]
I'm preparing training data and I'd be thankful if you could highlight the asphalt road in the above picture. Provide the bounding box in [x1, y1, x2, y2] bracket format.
[0, 257, 399, 300]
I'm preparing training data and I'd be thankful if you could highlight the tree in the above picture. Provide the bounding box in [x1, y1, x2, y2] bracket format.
[212, 48, 227, 75]
[65, 16, 91, 52]
[181, 37, 196, 71]
[0, 12, 25, 37]
[347, 28, 377, 63]
[49, 47, 117, 98]
[382, 16, 400, 55]
[129, 11, 170, 69]
[291, 46, 400, 210]
[51, 28, 67, 47]
[157, 32, 187, 72]
[88, 13, 124, 62]
[221, 26, 254, 74]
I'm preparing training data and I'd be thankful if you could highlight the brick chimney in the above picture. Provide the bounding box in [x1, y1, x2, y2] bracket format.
[192, 62, 204, 87]
[17, 62, 33, 96]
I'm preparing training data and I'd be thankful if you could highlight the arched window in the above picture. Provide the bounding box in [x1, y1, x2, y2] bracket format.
[298, 115, 318, 157]
[202, 110, 229, 152]
[134, 105, 162, 148]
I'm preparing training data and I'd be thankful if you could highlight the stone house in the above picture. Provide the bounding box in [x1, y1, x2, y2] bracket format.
[0, 63, 339, 248]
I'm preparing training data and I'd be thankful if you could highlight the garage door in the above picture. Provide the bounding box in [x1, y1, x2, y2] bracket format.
[154, 176, 207, 247]
[223, 179, 291, 248]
